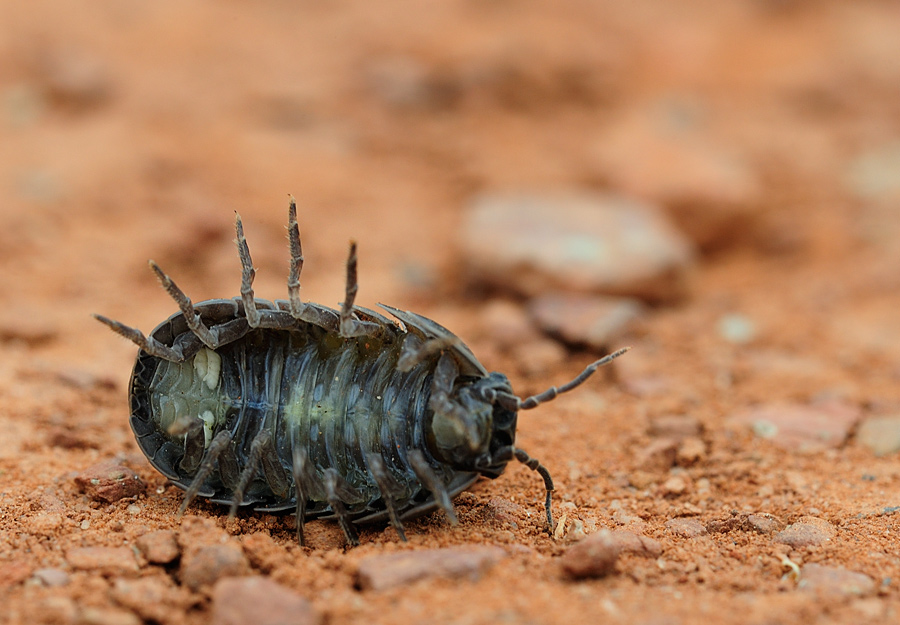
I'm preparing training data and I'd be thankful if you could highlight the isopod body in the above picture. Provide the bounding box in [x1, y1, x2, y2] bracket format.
[96, 199, 627, 545]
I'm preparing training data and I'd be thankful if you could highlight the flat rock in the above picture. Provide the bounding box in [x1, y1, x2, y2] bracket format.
[135, 530, 180, 564]
[180, 543, 251, 591]
[561, 530, 620, 579]
[211, 577, 322, 625]
[356, 546, 506, 591]
[775, 516, 835, 548]
[800, 563, 876, 596]
[65, 546, 139, 574]
[73, 461, 145, 503]
[527, 293, 643, 349]
[729, 401, 862, 453]
[856, 415, 900, 456]
[665, 518, 707, 538]
[462, 191, 694, 302]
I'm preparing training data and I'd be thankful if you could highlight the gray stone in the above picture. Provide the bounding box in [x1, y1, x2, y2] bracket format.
[527, 293, 643, 349]
[856, 416, 900, 456]
[775, 517, 835, 548]
[462, 191, 695, 302]
[356, 546, 506, 591]
[211, 577, 321, 625]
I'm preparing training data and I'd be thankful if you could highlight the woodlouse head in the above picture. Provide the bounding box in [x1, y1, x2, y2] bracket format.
[428, 373, 518, 479]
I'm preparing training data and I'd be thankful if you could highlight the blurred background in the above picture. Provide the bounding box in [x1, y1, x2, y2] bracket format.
[2, 0, 898, 382]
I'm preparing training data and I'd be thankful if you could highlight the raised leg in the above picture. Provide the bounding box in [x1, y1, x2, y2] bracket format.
[339, 241, 382, 338]
[94, 314, 189, 362]
[323, 468, 360, 546]
[408, 449, 457, 525]
[284, 198, 340, 331]
[364, 451, 407, 541]
[179, 429, 233, 517]
[235, 213, 261, 328]
[514, 448, 554, 533]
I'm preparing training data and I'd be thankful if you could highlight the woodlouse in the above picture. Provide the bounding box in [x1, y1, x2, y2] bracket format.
[95, 199, 627, 545]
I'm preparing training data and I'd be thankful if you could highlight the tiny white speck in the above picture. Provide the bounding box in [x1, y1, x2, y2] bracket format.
[80, 519, 90, 530]
[376, 395, 382, 400]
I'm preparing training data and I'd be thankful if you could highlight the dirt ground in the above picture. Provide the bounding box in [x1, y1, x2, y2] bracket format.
[2, 1, 900, 624]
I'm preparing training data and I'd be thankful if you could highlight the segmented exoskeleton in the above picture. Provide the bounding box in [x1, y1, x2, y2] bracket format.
[95, 199, 627, 546]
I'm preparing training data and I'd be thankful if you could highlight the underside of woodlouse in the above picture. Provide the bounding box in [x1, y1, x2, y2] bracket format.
[95, 198, 628, 546]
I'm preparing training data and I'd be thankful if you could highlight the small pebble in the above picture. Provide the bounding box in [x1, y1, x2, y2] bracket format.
[717, 313, 757, 344]
[665, 518, 707, 538]
[745, 513, 784, 534]
[676, 437, 706, 466]
[561, 529, 620, 579]
[661, 475, 689, 497]
[73, 461, 145, 503]
[356, 546, 506, 591]
[800, 563, 876, 596]
[136, 530, 181, 564]
[65, 547, 139, 574]
[775, 517, 835, 548]
[180, 543, 251, 591]
[211, 577, 322, 625]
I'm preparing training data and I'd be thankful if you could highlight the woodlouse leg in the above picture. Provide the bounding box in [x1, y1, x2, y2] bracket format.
[364, 451, 408, 541]
[93, 314, 187, 362]
[513, 448, 554, 534]
[228, 429, 286, 521]
[149, 261, 235, 350]
[323, 469, 360, 546]
[291, 446, 314, 547]
[494, 347, 631, 411]
[235, 213, 262, 328]
[179, 429, 233, 517]
[408, 449, 458, 526]
[285, 198, 340, 331]
[397, 334, 461, 372]
[339, 241, 382, 338]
